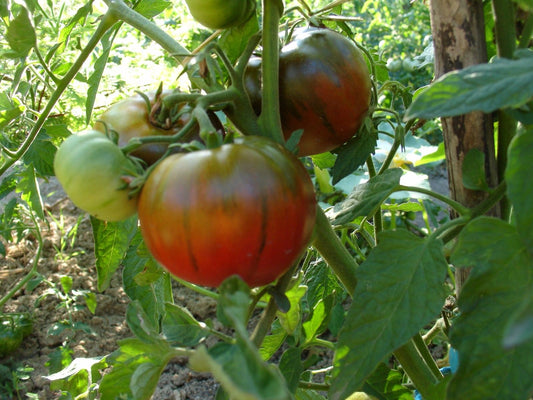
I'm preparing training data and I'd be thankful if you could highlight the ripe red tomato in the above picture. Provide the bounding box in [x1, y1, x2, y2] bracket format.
[94, 91, 223, 165]
[138, 136, 317, 288]
[243, 29, 372, 156]
[54, 130, 139, 221]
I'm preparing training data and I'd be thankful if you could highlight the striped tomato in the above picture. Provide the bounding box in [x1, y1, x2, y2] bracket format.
[243, 29, 372, 156]
[137, 136, 317, 287]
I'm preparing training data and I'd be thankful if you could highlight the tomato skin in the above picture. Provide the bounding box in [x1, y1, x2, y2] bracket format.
[185, 0, 254, 30]
[94, 92, 187, 165]
[54, 130, 138, 221]
[138, 137, 317, 288]
[244, 29, 372, 156]
[94, 92, 224, 165]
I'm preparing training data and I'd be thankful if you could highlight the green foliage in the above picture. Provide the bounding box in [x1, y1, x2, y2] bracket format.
[1, 0, 532, 399]
[406, 51, 533, 119]
[331, 231, 448, 399]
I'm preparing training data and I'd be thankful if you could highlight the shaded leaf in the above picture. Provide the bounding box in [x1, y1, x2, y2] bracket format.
[330, 231, 448, 399]
[123, 231, 172, 328]
[161, 302, 209, 347]
[23, 130, 57, 177]
[462, 148, 489, 191]
[405, 54, 533, 119]
[449, 217, 533, 400]
[505, 125, 533, 252]
[331, 121, 377, 184]
[16, 165, 44, 219]
[279, 347, 304, 392]
[219, 12, 260, 64]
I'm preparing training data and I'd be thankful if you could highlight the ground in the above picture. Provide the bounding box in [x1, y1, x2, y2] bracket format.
[0, 177, 219, 399]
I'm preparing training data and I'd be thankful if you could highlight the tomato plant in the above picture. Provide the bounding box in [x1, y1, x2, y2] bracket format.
[53, 130, 139, 222]
[137, 136, 317, 287]
[184, 0, 255, 30]
[94, 91, 223, 165]
[244, 28, 372, 156]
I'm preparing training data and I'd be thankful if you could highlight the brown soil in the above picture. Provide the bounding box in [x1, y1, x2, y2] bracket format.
[0, 178, 218, 399]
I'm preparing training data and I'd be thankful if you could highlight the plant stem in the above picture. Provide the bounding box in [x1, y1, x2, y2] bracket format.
[395, 185, 471, 216]
[312, 207, 358, 293]
[413, 332, 443, 379]
[105, 0, 190, 61]
[394, 339, 441, 400]
[439, 180, 507, 244]
[492, 0, 517, 220]
[250, 263, 295, 347]
[257, 0, 285, 144]
[0, 13, 118, 177]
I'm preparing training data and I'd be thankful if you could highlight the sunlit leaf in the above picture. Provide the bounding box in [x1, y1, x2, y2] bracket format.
[405, 54, 533, 119]
[6, 7, 35, 57]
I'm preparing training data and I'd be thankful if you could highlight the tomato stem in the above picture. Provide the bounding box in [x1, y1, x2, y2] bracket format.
[257, 0, 285, 144]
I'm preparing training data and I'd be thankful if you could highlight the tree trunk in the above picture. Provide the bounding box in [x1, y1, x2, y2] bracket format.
[428, 0, 499, 293]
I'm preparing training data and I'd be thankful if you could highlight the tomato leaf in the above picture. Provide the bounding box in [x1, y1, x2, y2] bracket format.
[330, 231, 448, 399]
[279, 347, 304, 392]
[190, 341, 291, 400]
[362, 363, 413, 400]
[505, 125, 533, 252]
[91, 215, 137, 291]
[219, 11, 260, 64]
[405, 53, 533, 119]
[276, 284, 307, 335]
[216, 276, 251, 331]
[16, 165, 44, 220]
[23, 130, 57, 177]
[86, 27, 117, 124]
[5, 6, 35, 57]
[449, 217, 533, 400]
[462, 148, 489, 192]
[331, 121, 377, 184]
[99, 337, 177, 400]
[122, 232, 172, 328]
[259, 320, 286, 361]
[161, 302, 209, 347]
[329, 168, 403, 225]
[133, 0, 171, 19]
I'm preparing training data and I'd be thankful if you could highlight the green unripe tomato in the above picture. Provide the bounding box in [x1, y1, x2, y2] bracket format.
[54, 130, 139, 221]
[185, 0, 254, 30]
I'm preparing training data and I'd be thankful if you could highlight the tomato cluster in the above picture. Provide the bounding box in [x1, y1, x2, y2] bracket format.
[243, 28, 372, 156]
[54, 27, 370, 288]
